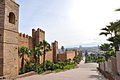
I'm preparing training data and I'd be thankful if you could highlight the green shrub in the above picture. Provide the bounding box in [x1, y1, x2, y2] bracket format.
[73, 54, 82, 63]
[52, 64, 60, 70]
[57, 61, 65, 69]
[53, 69, 63, 72]
[58, 61, 65, 66]
[35, 64, 44, 74]
[20, 59, 78, 75]
[63, 64, 76, 70]
[23, 60, 36, 73]
[22, 60, 44, 74]
[46, 61, 54, 70]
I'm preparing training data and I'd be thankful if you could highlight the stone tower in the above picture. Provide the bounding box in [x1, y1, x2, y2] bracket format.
[52, 41, 58, 63]
[0, 0, 19, 79]
[32, 28, 45, 46]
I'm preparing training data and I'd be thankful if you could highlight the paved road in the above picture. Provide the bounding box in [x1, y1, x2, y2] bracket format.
[17, 60, 107, 80]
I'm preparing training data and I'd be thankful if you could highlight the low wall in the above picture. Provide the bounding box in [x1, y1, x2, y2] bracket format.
[99, 62, 105, 71]
[105, 61, 112, 73]
[116, 51, 120, 74]
[98, 55, 120, 80]
[111, 57, 117, 74]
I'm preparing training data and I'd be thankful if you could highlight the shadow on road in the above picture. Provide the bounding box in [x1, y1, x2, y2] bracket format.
[88, 74, 107, 80]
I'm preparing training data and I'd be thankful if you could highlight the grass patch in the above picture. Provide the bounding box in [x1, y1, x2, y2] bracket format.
[53, 69, 63, 72]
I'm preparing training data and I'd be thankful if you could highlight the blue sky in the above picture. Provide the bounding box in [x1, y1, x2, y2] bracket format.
[16, 0, 120, 48]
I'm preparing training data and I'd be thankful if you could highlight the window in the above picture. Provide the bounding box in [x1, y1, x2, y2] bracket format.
[9, 12, 15, 24]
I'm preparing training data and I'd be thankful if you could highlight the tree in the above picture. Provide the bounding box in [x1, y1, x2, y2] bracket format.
[18, 47, 30, 73]
[99, 25, 112, 36]
[107, 34, 120, 51]
[38, 40, 51, 70]
[115, 9, 120, 11]
[61, 46, 65, 52]
[100, 21, 120, 51]
[30, 47, 43, 64]
[99, 43, 113, 51]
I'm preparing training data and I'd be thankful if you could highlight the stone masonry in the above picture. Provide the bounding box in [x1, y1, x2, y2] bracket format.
[0, 0, 19, 79]
[0, 0, 78, 79]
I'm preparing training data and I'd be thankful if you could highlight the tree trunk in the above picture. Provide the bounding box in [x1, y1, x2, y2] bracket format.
[43, 50, 46, 70]
[38, 54, 40, 64]
[115, 45, 119, 51]
[21, 55, 24, 73]
[34, 54, 37, 64]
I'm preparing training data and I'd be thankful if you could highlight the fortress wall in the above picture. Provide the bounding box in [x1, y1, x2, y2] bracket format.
[46, 51, 53, 62]
[18, 33, 33, 49]
[57, 51, 76, 61]
[66, 51, 76, 61]
[32, 28, 45, 46]
[57, 53, 66, 61]
[18, 33, 33, 70]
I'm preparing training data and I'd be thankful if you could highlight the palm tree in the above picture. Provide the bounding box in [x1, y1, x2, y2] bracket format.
[38, 40, 51, 70]
[30, 47, 43, 64]
[99, 43, 113, 51]
[115, 9, 120, 11]
[107, 34, 120, 51]
[18, 47, 29, 73]
[99, 44, 113, 61]
[99, 25, 112, 36]
[100, 21, 120, 51]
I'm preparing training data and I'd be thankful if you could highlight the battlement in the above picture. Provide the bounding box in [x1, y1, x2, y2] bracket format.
[19, 33, 32, 39]
[32, 28, 45, 33]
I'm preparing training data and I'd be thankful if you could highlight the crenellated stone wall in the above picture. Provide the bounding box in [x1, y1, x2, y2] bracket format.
[18, 31, 58, 69]
[18, 33, 33, 49]
[57, 50, 78, 61]
[32, 28, 45, 46]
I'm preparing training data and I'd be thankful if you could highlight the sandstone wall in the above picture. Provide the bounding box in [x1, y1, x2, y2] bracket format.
[46, 51, 53, 62]
[57, 54, 66, 61]
[18, 33, 33, 49]
[57, 51, 76, 61]
[66, 51, 76, 60]
[32, 28, 45, 46]
[0, 0, 19, 78]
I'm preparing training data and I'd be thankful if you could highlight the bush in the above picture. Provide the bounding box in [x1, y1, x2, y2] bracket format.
[52, 64, 60, 70]
[63, 65, 75, 70]
[21, 60, 44, 74]
[57, 61, 65, 69]
[53, 69, 63, 72]
[23, 60, 36, 73]
[20, 59, 78, 74]
[46, 61, 54, 70]
[35, 64, 44, 74]
[73, 54, 82, 63]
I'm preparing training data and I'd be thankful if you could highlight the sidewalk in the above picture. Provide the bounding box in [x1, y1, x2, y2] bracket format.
[17, 59, 107, 80]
